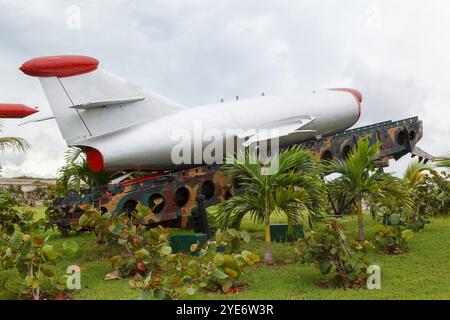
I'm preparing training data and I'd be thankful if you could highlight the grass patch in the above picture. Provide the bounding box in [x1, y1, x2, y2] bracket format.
[1, 207, 449, 300]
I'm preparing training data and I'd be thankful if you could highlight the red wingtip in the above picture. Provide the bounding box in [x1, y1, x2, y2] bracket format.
[20, 55, 99, 78]
[0, 104, 39, 118]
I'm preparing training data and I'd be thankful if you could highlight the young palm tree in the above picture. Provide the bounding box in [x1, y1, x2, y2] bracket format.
[401, 160, 433, 222]
[212, 145, 324, 264]
[325, 139, 398, 241]
[0, 123, 30, 173]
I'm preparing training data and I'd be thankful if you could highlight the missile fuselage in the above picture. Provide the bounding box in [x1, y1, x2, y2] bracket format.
[81, 91, 361, 171]
[19, 55, 362, 172]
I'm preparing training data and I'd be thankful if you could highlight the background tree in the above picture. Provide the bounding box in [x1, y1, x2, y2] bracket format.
[211, 146, 325, 264]
[325, 139, 399, 241]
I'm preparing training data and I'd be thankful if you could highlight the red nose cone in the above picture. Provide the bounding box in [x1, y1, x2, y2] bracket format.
[0, 104, 39, 118]
[329, 88, 362, 121]
[86, 147, 104, 173]
[20, 55, 99, 78]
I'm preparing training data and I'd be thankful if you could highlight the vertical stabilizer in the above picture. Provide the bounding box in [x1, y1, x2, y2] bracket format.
[21, 55, 185, 144]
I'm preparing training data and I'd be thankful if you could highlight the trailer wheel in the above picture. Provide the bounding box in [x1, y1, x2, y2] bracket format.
[122, 200, 138, 216]
[149, 193, 165, 213]
[175, 187, 190, 207]
[397, 130, 407, 145]
[201, 180, 215, 199]
[341, 145, 352, 160]
[321, 150, 333, 161]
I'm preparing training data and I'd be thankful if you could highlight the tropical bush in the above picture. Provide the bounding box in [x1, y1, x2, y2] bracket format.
[413, 170, 449, 217]
[368, 161, 448, 232]
[130, 241, 260, 300]
[107, 224, 173, 279]
[78, 206, 116, 243]
[404, 215, 430, 232]
[373, 214, 413, 254]
[79, 204, 172, 277]
[214, 228, 251, 253]
[0, 225, 78, 300]
[78, 205, 260, 299]
[0, 191, 37, 235]
[367, 179, 423, 231]
[295, 219, 373, 288]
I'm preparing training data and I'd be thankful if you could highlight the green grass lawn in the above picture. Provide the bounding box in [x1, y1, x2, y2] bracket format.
[1, 207, 449, 300]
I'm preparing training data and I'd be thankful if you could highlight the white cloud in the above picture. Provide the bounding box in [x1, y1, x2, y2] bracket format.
[0, 0, 449, 178]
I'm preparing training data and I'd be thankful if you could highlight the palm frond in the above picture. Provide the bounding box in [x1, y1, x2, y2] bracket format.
[403, 161, 431, 187]
[433, 154, 450, 169]
[213, 146, 324, 231]
[211, 195, 262, 231]
[55, 148, 116, 195]
[0, 137, 30, 153]
[64, 146, 84, 164]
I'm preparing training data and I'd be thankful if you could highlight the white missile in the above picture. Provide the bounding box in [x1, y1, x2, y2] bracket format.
[20, 55, 362, 172]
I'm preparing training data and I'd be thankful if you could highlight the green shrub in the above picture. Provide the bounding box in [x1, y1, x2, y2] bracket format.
[0, 225, 78, 300]
[79, 205, 172, 278]
[373, 214, 413, 254]
[129, 240, 260, 299]
[78, 205, 260, 299]
[0, 192, 37, 235]
[295, 219, 373, 288]
[405, 215, 430, 232]
[414, 170, 449, 217]
[214, 228, 251, 253]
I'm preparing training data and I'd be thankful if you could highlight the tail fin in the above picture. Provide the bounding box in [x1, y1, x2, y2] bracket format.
[21, 55, 185, 144]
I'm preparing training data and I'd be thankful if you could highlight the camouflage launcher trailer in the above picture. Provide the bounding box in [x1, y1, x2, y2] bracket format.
[48, 116, 431, 236]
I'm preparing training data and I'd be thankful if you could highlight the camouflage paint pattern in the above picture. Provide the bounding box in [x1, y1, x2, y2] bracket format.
[301, 117, 423, 166]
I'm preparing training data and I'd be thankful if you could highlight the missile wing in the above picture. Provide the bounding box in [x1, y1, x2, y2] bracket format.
[70, 97, 146, 110]
[240, 116, 316, 147]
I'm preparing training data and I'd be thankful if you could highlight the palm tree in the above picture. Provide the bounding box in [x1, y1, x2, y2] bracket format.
[0, 123, 30, 173]
[325, 139, 398, 241]
[211, 145, 324, 264]
[55, 147, 118, 195]
[401, 160, 433, 222]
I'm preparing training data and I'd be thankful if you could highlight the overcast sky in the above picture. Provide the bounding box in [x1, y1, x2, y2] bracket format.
[0, 0, 449, 178]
